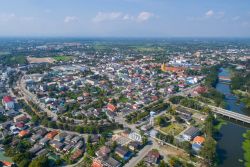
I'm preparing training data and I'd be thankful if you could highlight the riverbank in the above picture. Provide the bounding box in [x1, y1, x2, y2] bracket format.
[215, 68, 249, 167]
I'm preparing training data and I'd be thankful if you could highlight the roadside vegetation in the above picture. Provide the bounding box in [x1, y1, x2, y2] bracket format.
[230, 69, 250, 112]
[0, 54, 27, 66]
[242, 130, 250, 167]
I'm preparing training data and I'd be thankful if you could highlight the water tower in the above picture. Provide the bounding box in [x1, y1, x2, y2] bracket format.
[149, 111, 156, 126]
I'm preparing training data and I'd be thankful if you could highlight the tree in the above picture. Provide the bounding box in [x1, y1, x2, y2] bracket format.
[242, 130, 250, 167]
[19, 159, 31, 167]
[29, 156, 50, 167]
[200, 136, 216, 165]
[159, 160, 169, 167]
[135, 161, 147, 167]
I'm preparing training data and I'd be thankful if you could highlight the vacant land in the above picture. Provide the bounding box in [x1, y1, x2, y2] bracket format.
[160, 123, 185, 136]
[27, 57, 55, 64]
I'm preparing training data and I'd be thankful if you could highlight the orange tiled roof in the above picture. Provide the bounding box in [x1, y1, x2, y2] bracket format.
[92, 159, 103, 167]
[1, 161, 13, 166]
[18, 130, 29, 137]
[107, 103, 116, 112]
[46, 130, 58, 139]
[193, 136, 205, 144]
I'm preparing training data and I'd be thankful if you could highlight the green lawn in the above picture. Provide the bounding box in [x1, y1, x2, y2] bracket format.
[160, 123, 185, 136]
[53, 56, 73, 62]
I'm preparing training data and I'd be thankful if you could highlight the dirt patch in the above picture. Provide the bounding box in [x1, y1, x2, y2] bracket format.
[27, 57, 55, 64]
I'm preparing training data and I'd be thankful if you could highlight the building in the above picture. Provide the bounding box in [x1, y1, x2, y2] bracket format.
[161, 64, 185, 73]
[2, 96, 14, 110]
[46, 130, 58, 140]
[115, 146, 132, 161]
[13, 114, 29, 123]
[182, 127, 200, 141]
[107, 103, 116, 112]
[54, 133, 66, 142]
[39, 137, 50, 146]
[96, 146, 111, 157]
[193, 136, 205, 145]
[50, 140, 64, 151]
[128, 132, 142, 142]
[70, 149, 83, 161]
[128, 141, 141, 151]
[194, 86, 207, 94]
[144, 150, 160, 165]
[192, 136, 205, 152]
[18, 130, 29, 138]
[92, 157, 121, 167]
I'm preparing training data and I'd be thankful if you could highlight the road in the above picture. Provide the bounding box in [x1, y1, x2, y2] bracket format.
[114, 84, 199, 167]
[18, 75, 58, 120]
[17, 73, 199, 167]
[124, 140, 155, 167]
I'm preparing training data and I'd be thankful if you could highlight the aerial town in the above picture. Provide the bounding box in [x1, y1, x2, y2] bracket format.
[0, 38, 249, 167]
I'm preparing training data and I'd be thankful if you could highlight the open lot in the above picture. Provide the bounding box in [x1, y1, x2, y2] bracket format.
[27, 57, 56, 63]
[160, 123, 186, 136]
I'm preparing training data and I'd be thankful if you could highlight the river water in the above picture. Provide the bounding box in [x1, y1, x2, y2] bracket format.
[216, 68, 249, 167]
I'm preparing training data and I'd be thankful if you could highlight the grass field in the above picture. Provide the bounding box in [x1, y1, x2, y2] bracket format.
[53, 56, 73, 62]
[160, 123, 185, 136]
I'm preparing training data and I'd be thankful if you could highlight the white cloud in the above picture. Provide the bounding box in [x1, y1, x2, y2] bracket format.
[137, 12, 154, 22]
[20, 16, 35, 22]
[215, 12, 225, 19]
[188, 10, 225, 21]
[64, 16, 78, 23]
[92, 12, 122, 23]
[232, 16, 240, 21]
[205, 10, 214, 17]
[0, 13, 16, 22]
[0, 13, 35, 23]
[44, 9, 51, 14]
[92, 11, 155, 23]
[242, 21, 250, 27]
[122, 14, 134, 21]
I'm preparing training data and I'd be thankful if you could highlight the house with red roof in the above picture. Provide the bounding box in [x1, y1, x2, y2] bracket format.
[2, 96, 14, 110]
[194, 86, 208, 94]
[107, 103, 116, 112]
[18, 130, 30, 138]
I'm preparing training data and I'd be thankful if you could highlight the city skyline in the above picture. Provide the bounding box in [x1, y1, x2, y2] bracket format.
[0, 0, 250, 37]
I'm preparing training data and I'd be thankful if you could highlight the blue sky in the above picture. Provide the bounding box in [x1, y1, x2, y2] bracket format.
[0, 0, 250, 37]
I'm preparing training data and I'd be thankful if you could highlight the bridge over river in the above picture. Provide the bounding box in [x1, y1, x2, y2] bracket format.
[209, 105, 250, 124]
[219, 76, 231, 84]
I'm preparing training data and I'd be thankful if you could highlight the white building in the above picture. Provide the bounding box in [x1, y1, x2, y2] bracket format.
[2, 96, 14, 110]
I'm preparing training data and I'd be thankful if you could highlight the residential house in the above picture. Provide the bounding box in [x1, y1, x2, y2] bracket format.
[144, 150, 160, 165]
[72, 136, 81, 144]
[115, 146, 132, 161]
[14, 114, 29, 123]
[2, 96, 14, 110]
[63, 144, 73, 153]
[107, 103, 116, 112]
[182, 126, 200, 141]
[50, 140, 64, 151]
[70, 149, 83, 161]
[18, 130, 29, 138]
[39, 137, 50, 146]
[128, 141, 141, 151]
[95, 146, 111, 157]
[54, 133, 66, 142]
[192, 136, 205, 152]
[92, 156, 121, 167]
[46, 130, 58, 140]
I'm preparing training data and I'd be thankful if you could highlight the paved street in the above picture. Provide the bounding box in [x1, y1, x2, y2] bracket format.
[124, 140, 154, 167]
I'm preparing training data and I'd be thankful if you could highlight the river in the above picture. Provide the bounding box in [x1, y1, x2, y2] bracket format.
[216, 68, 249, 167]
